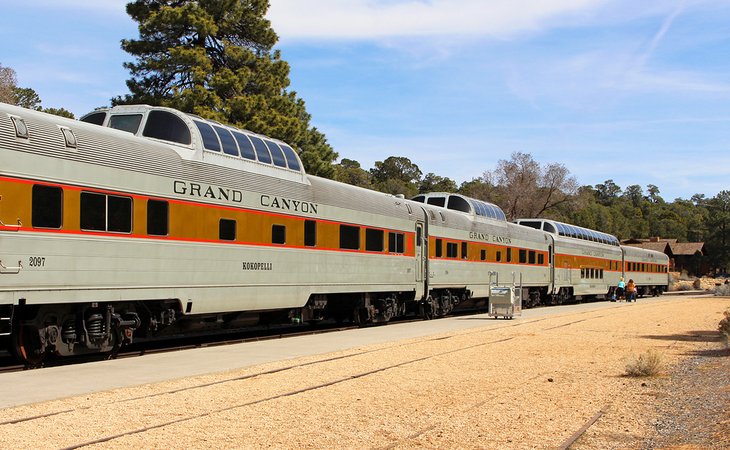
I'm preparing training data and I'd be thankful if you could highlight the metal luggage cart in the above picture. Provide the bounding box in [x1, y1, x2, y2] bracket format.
[488, 285, 522, 320]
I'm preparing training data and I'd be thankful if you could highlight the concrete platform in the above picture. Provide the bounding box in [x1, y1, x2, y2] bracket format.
[0, 296, 691, 409]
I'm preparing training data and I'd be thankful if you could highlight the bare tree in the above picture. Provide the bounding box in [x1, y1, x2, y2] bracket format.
[487, 152, 577, 220]
[0, 63, 17, 104]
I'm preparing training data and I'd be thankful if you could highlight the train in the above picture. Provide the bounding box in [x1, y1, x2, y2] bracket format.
[0, 102, 669, 364]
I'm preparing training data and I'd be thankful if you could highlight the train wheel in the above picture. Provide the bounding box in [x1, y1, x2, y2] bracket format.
[11, 324, 45, 367]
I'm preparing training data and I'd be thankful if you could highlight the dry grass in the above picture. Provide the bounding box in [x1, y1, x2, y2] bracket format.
[625, 349, 664, 377]
[719, 309, 730, 341]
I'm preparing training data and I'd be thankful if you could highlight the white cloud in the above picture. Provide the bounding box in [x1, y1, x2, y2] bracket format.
[268, 0, 605, 40]
[23, 0, 128, 14]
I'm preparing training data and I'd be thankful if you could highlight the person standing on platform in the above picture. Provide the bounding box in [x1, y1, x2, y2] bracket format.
[617, 277, 626, 301]
[626, 279, 637, 302]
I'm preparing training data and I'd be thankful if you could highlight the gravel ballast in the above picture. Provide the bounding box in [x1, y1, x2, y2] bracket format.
[0, 295, 728, 449]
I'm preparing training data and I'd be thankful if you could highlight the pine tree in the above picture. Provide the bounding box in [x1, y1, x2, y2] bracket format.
[117, 0, 336, 177]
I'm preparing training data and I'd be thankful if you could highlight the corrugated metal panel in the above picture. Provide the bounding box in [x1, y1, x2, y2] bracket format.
[0, 105, 313, 201]
[307, 176, 411, 220]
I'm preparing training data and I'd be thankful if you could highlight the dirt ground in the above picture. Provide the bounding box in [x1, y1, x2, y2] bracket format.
[0, 295, 728, 449]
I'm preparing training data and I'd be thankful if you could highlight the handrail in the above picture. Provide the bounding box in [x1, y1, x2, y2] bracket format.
[0, 219, 22, 231]
[0, 260, 22, 274]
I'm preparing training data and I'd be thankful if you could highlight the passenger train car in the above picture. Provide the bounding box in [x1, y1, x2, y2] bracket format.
[514, 219, 669, 303]
[0, 102, 668, 364]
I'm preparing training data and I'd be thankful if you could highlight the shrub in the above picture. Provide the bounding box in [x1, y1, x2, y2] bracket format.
[715, 283, 730, 297]
[625, 349, 663, 377]
[719, 309, 730, 341]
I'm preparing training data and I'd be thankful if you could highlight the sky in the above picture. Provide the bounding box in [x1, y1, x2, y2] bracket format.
[1, 0, 729, 201]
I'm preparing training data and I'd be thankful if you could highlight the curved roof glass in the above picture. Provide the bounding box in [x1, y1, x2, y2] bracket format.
[80, 105, 305, 174]
[551, 220, 619, 246]
[411, 193, 506, 221]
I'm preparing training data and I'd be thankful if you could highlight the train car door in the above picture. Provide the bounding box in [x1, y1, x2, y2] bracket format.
[415, 220, 427, 300]
[547, 235, 555, 294]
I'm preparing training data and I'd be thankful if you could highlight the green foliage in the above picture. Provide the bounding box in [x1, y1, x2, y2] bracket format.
[118, 0, 337, 177]
[458, 177, 496, 201]
[333, 158, 372, 189]
[370, 156, 422, 197]
[705, 191, 730, 271]
[13, 87, 41, 110]
[419, 173, 457, 194]
[594, 179, 622, 206]
[42, 107, 75, 119]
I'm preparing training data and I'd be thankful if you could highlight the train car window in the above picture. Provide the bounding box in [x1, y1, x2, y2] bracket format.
[480, 249, 487, 261]
[447, 242, 458, 258]
[280, 145, 301, 171]
[109, 114, 143, 134]
[304, 220, 317, 247]
[219, 219, 236, 241]
[265, 140, 288, 168]
[147, 200, 169, 236]
[447, 195, 470, 213]
[581, 268, 586, 279]
[143, 111, 191, 145]
[80, 111, 106, 126]
[506, 248, 512, 263]
[365, 228, 384, 252]
[32, 185, 62, 228]
[548, 246, 552, 264]
[213, 125, 239, 156]
[528, 251, 536, 264]
[496, 250, 503, 262]
[543, 222, 556, 233]
[272, 224, 286, 244]
[538, 253, 544, 265]
[249, 135, 272, 164]
[388, 232, 404, 253]
[232, 132, 256, 160]
[519, 249, 527, 264]
[519, 221, 541, 230]
[194, 121, 221, 152]
[80, 192, 132, 233]
[435, 239, 443, 257]
[412, 195, 425, 203]
[339, 225, 360, 250]
[427, 197, 445, 207]
[80, 192, 106, 231]
[461, 242, 468, 259]
[107, 195, 132, 233]
[600, 269, 604, 278]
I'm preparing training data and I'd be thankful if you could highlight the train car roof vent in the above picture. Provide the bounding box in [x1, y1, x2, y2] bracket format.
[10, 116, 29, 139]
[59, 127, 77, 150]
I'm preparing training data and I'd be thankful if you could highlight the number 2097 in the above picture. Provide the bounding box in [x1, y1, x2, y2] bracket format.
[29, 256, 46, 267]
